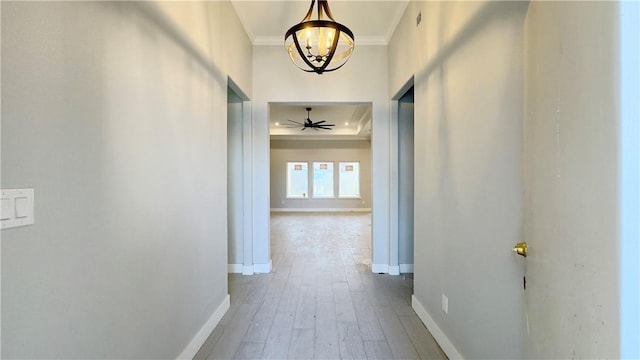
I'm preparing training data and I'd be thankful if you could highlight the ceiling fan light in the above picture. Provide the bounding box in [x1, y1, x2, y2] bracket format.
[284, 0, 355, 74]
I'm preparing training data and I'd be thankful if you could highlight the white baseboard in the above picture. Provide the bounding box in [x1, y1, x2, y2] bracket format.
[411, 295, 464, 360]
[177, 294, 230, 360]
[371, 263, 388, 273]
[366, 264, 414, 275]
[270, 208, 372, 213]
[400, 264, 414, 273]
[242, 265, 254, 275]
[371, 264, 414, 275]
[233, 260, 272, 275]
[388, 265, 400, 275]
[254, 260, 272, 274]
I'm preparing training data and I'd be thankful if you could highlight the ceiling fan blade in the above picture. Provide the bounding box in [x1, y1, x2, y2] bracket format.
[287, 120, 303, 125]
[301, 127, 306, 131]
[314, 120, 326, 125]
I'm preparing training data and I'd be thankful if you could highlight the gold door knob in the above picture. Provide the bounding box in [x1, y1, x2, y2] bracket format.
[513, 242, 527, 257]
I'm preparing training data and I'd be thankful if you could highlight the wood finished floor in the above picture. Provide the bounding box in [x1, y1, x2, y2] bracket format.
[195, 212, 446, 360]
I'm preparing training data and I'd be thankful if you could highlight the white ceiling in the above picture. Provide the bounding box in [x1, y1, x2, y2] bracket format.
[230, 0, 406, 138]
[231, 1, 409, 45]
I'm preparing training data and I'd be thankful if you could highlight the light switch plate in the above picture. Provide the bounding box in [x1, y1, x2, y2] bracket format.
[1, 197, 12, 220]
[15, 197, 30, 218]
[1, 189, 35, 229]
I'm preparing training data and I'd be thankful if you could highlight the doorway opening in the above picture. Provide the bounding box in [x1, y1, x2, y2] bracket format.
[268, 102, 373, 271]
[398, 87, 415, 273]
[390, 78, 416, 276]
[227, 81, 250, 275]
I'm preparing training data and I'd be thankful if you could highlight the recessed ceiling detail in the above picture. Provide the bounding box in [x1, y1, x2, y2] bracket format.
[286, 107, 337, 131]
[270, 103, 371, 140]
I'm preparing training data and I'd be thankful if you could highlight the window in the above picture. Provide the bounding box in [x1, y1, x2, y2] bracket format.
[339, 162, 360, 198]
[312, 162, 334, 198]
[286, 161, 359, 199]
[286, 162, 308, 198]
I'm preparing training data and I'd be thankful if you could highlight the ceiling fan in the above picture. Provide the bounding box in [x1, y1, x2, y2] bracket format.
[286, 107, 335, 131]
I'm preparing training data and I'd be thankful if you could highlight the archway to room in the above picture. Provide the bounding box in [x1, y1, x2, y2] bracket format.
[268, 102, 374, 273]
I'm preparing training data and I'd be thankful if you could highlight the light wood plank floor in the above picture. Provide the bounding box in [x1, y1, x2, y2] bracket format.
[195, 212, 446, 360]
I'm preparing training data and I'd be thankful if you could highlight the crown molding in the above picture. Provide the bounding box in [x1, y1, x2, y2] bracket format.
[230, 1, 256, 43]
[386, 1, 410, 43]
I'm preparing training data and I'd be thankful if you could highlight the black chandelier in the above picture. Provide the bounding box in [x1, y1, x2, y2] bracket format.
[284, 0, 355, 74]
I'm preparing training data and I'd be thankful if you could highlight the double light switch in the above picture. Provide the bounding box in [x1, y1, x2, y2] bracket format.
[1, 189, 35, 229]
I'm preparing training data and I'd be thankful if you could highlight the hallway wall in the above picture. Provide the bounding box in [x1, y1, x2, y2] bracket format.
[389, 1, 624, 359]
[1, 2, 251, 358]
[388, 1, 528, 358]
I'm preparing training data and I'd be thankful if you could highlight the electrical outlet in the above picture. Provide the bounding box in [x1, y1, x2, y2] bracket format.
[442, 294, 448, 314]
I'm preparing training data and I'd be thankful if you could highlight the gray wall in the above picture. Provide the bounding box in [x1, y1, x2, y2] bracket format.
[389, 1, 528, 358]
[389, 1, 624, 358]
[270, 140, 371, 210]
[1, 2, 252, 358]
[523, 2, 620, 358]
